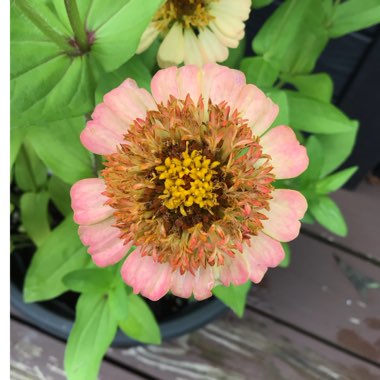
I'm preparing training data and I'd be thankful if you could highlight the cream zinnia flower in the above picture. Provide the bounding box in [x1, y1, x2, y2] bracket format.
[137, 0, 251, 68]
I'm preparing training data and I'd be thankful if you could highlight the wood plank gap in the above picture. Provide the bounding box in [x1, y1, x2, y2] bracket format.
[246, 304, 380, 369]
[11, 314, 159, 380]
[300, 229, 380, 267]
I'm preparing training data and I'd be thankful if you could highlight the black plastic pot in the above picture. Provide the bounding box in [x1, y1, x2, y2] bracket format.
[11, 249, 227, 347]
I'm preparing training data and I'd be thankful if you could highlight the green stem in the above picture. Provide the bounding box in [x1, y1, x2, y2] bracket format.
[15, 0, 74, 54]
[64, 0, 90, 53]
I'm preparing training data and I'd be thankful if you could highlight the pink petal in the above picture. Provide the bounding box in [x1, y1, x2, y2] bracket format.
[202, 63, 246, 106]
[262, 189, 308, 242]
[233, 84, 279, 136]
[71, 178, 113, 225]
[170, 270, 195, 299]
[81, 79, 156, 155]
[218, 253, 250, 286]
[192, 266, 215, 300]
[79, 217, 131, 267]
[81, 103, 128, 155]
[151, 66, 180, 104]
[261, 126, 309, 179]
[104, 79, 156, 124]
[244, 232, 285, 283]
[121, 248, 172, 301]
[177, 65, 203, 102]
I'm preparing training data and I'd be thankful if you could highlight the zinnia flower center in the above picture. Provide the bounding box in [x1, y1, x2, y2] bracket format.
[154, 0, 216, 31]
[102, 95, 275, 274]
[155, 145, 220, 216]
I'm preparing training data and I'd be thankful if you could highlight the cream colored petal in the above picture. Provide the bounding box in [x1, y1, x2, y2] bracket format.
[198, 28, 229, 63]
[157, 22, 185, 68]
[210, 0, 251, 21]
[209, 21, 239, 48]
[136, 23, 160, 54]
[183, 28, 204, 66]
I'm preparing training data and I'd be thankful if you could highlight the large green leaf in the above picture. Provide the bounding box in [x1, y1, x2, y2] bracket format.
[14, 142, 48, 192]
[63, 268, 114, 294]
[20, 192, 50, 247]
[309, 196, 347, 237]
[10, 127, 26, 170]
[286, 91, 357, 134]
[316, 166, 358, 194]
[95, 55, 152, 104]
[240, 56, 279, 88]
[11, 3, 94, 126]
[222, 38, 246, 69]
[316, 125, 359, 177]
[266, 89, 289, 126]
[24, 216, 90, 302]
[330, 0, 380, 38]
[109, 281, 161, 344]
[48, 176, 72, 216]
[27, 118, 93, 185]
[253, 0, 330, 74]
[252, 0, 274, 9]
[279, 243, 291, 268]
[298, 136, 324, 184]
[83, 0, 164, 72]
[65, 293, 118, 380]
[281, 73, 333, 102]
[213, 281, 252, 317]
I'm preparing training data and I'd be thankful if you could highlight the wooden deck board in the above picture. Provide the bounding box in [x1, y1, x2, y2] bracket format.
[107, 309, 380, 380]
[10, 320, 145, 380]
[249, 233, 380, 364]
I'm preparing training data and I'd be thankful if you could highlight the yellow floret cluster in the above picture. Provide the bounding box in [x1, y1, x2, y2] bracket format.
[155, 147, 220, 216]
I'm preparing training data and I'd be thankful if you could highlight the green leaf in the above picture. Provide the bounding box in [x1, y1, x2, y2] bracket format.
[240, 56, 279, 87]
[63, 268, 114, 293]
[89, 0, 164, 72]
[65, 293, 118, 380]
[286, 91, 356, 134]
[222, 38, 246, 69]
[20, 192, 50, 247]
[252, 0, 274, 9]
[330, 0, 380, 38]
[301, 210, 315, 224]
[109, 281, 161, 344]
[281, 73, 333, 102]
[95, 56, 152, 104]
[316, 166, 358, 194]
[317, 124, 359, 177]
[299, 136, 324, 183]
[213, 281, 251, 317]
[266, 89, 289, 126]
[253, 0, 329, 74]
[10, 127, 26, 170]
[11, 4, 94, 125]
[48, 176, 72, 216]
[309, 196, 347, 237]
[27, 118, 93, 185]
[24, 216, 90, 302]
[138, 38, 160, 73]
[279, 243, 291, 268]
[14, 142, 47, 192]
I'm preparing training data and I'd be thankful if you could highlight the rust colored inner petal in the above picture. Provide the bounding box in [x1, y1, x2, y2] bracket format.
[102, 95, 275, 274]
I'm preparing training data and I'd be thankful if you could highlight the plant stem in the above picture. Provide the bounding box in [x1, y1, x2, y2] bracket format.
[15, 0, 74, 54]
[64, 0, 90, 53]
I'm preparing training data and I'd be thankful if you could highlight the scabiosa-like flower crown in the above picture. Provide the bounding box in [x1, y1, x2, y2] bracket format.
[137, 0, 251, 67]
[71, 64, 308, 301]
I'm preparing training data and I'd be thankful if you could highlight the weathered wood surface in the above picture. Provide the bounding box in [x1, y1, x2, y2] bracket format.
[303, 187, 380, 263]
[249, 233, 380, 364]
[10, 320, 145, 380]
[107, 309, 380, 380]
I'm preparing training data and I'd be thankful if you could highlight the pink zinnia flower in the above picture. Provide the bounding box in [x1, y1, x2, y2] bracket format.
[71, 64, 308, 301]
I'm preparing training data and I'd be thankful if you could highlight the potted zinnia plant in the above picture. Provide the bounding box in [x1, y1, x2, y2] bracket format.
[10, 0, 380, 379]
